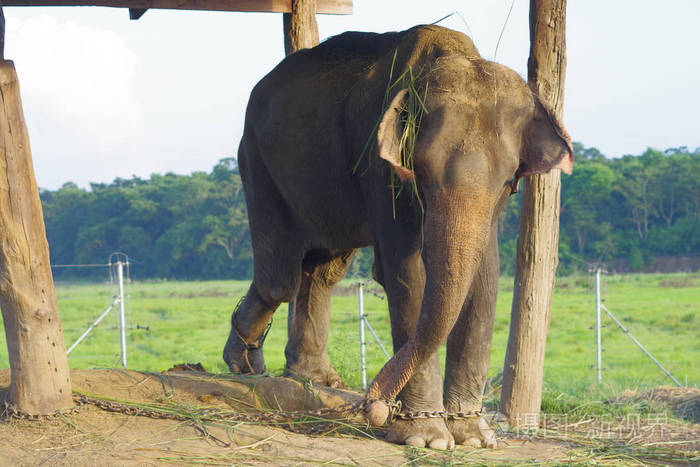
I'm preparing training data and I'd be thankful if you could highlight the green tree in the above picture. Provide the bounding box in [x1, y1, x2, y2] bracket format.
[561, 161, 615, 257]
[38, 145, 699, 280]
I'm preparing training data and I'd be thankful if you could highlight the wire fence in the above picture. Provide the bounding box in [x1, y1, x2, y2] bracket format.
[58, 253, 131, 368]
[592, 267, 681, 387]
[355, 269, 688, 390]
[356, 281, 390, 389]
[5, 256, 687, 387]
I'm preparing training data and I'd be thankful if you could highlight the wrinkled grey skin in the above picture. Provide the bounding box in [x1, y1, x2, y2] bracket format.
[223, 25, 573, 449]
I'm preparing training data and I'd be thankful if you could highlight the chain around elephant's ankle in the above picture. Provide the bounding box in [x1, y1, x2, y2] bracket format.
[231, 315, 273, 374]
[231, 314, 273, 351]
[394, 407, 485, 421]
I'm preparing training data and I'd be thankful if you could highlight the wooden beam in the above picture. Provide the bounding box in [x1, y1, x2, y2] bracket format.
[2, 0, 353, 14]
[128, 6, 147, 18]
[0, 60, 74, 415]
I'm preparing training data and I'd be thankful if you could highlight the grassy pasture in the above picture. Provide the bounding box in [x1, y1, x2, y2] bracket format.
[0, 273, 697, 401]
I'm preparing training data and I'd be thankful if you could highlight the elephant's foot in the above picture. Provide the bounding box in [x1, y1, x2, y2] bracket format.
[446, 417, 497, 448]
[283, 355, 344, 389]
[385, 418, 455, 450]
[223, 331, 266, 374]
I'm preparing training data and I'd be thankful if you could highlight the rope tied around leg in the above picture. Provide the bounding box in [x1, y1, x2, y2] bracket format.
[231, 313, 273, 374]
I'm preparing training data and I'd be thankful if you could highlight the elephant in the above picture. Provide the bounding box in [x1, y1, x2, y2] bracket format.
[223, 25, 573, 449]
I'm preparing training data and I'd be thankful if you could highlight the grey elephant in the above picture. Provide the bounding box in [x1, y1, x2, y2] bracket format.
[223, 25, 573, 449]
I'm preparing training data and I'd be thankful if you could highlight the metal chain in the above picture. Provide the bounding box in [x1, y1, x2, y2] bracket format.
[2, 397, 86, 421]
[71, 394, 369, 424]
[384, 398, 484, 422]
[394, 408, 484, 421]
[3, 394, 482, 424]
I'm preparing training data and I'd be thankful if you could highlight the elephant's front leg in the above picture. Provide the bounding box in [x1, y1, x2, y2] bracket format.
[443, 227, 499, 448]
[284, 249, 355, 388]
[375, 245, 454, 450]
[366, 185, 494, 410]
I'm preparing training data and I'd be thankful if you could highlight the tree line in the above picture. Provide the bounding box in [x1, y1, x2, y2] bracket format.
[42, 144, 699, 281]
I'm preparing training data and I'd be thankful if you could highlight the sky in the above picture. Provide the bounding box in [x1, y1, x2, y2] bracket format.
[4, 1, 700, 190]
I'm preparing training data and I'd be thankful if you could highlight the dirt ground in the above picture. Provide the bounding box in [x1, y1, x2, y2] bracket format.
[0, 369, 697, 466]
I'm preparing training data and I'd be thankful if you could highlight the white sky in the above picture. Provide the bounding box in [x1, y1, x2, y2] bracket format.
[4, 1, 700, 190]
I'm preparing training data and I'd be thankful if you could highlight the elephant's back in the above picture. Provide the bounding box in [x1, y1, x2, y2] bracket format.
[236, 25, 483, 249]
[315, 25, 478, 61]
[247, 25, 479, 112]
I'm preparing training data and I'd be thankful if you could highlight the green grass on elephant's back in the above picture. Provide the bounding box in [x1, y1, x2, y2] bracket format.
[0, 273, 697, 402]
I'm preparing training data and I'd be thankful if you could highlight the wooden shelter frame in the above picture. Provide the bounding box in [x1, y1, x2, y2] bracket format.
[0, 0, 564, 431]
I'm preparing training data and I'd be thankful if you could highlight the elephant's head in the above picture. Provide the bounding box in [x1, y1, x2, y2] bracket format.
[378, 59, 573, 190]
[365, 55, 573, 425]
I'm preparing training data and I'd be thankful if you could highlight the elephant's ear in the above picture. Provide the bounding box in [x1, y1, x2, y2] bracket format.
[518, 99, 574, 177]
[377, 89, 414, 181]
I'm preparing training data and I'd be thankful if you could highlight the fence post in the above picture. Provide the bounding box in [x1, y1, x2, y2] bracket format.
[358, 281, 367, 390]
[595, 268, 602, 384]
[117, 260, 127, 368]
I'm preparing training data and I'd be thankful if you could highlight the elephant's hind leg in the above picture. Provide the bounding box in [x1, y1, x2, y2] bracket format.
[443, 227, 499, 448]
[224, 134, 306, 374]
[223, 284, 280, 374]
[283, 249, 355, 388]
[223, 241, 306, 374]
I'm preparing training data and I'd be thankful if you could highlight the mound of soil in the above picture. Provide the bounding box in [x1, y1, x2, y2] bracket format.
[646, 386, 700, 423]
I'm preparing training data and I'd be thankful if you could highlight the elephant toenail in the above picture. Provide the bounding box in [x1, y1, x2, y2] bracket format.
[466, 437, 481, 448]
[404, 436, 426, 448]
[385, 431, 400, 444]
[428, 438, 448, 450]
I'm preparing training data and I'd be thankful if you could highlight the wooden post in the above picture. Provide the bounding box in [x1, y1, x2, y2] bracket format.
[282, 0, 319, 319]
[0, 1, 4, 60]
[282, 0, 319, 56]
[500, 0, 566, 427]
[0, 6, 74, 413]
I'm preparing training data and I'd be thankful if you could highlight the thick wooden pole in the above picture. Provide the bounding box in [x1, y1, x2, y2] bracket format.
[282, 0, 319, 56]
[0, 3, 4, 61]
[282, 0, 319, 319]
[500, 0, 566, 427]
[0, 53, 74, 413]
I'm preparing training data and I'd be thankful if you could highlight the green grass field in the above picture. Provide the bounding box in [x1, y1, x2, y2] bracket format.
[1, 273, 697, 401]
